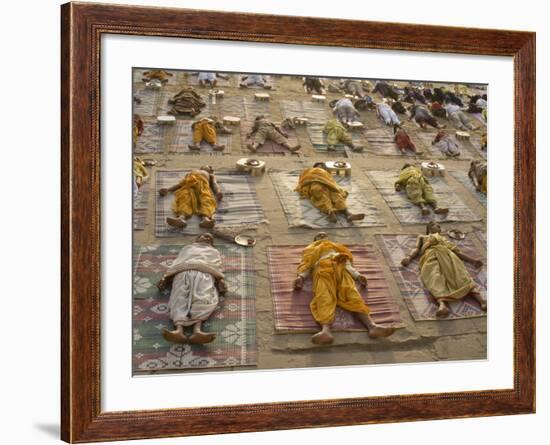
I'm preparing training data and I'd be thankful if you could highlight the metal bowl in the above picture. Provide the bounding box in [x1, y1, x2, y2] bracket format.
[235, 234, 256, 247]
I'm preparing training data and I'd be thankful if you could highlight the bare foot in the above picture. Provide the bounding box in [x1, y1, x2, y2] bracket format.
[327, 212, 338, 223]
[213, 144, 225, 151]
[199, 217, 216, 229]
[166, 217, 187, 228]
[421, 207, 430, 216]
[246, 143, 257, 152]
[162, 328, 188, 344]
[311, 331, 334, 345]
[288, 144, 301, 152]
[434, 207, 449, 215]
[189, 331, 216, 344]
[188, 144, 200, 151]
[436, 304, 450, 318]
[347, 213, 365, 222]
[368, 325, 396, 339]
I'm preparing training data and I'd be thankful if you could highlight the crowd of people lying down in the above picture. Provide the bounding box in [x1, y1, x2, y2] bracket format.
[134, 71, 487, 156]
[133, 71, 488, 348]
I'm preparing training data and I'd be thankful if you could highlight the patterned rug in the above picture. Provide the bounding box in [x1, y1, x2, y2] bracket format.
[270, 170, 385, 228]
[133, 181, 150, 230]
[133, 88, 161, 117]
[267, 245, 403, 332]
[367, 170, 481, 225]
[133, 243, 257, 373]
[155, 170, 266, 237]
[377, 234, 487, 321]
[280, 100, 330, 123]
[449, 170, 487, 207]
[169, 120, 232, 154]
[134, 117, 167, 154]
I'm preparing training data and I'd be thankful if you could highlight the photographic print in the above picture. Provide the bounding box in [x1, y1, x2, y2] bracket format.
[132, 69, 488, 375]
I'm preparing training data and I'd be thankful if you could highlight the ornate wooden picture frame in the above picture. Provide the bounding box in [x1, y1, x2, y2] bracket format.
[61, 2, 535, 442]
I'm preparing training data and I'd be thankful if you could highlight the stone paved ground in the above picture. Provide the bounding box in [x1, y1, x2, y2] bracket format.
[133, 70, 487, 373]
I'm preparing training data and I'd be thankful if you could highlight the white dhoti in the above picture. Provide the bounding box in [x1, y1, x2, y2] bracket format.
[169, 270, 219, 327]
[162, 242, 225, 327]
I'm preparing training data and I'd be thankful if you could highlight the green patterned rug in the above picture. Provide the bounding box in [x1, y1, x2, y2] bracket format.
[133, 243, 256, 374]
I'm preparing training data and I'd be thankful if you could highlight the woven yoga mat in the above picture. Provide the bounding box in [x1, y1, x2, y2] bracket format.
[377, 234, 487, 321]
[267, 244, 403, 332]
[133, 243, 257, 373]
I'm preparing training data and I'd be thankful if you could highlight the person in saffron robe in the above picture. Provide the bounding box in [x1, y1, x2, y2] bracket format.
[295, 163, 365, 223]
[468, 160, 487, 194]
[323, 119, 363, 152]
[158, 233, 227, 344]
[293, 232, 396, 344]
[159, 166, 222, 229]
[394, 164, 449, 216]
[188, 117, 232, 152]
[142, 69, 173, 84]
[401, 221, 486, 317]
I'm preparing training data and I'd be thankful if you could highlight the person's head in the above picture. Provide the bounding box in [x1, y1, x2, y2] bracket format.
[433, 130, 446, 144]
[255, 115, 265, 121]
[313, 232, 328, 242]
[195, 233, 214, 246]
[313, 162, 327, 170]
[200, 165, 214, 174]
[401, 163, 413, 170]
[426, 221, 441, 234]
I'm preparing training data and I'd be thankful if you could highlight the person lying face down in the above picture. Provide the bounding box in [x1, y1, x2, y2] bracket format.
[293, 232, 396, 345]
[188, 117, 232, 152]
[393, 126, 417, 154]
[468, 160, 487, 194]
[394, 164, 449, 216]
[401, 221, 486, 318]
[409, 104, 444, 129]
[303, 77, 325, 94]
[142, 69, 173, 84]
[167, 87, 206, 117]
[372, 80, 399, 100]
[158, 233, 228, 345]
[323, 119, 364, 152]
[159, 166, 223, 230]
[239, 74, 272, 89]
[294, 163, 365, 224]
[432, 130, 460, 157]
[376, 101, 401, 127]
[330, 97, 360, 123]
[403, 86, 428, 105]
[246, 115, 301, 153]
[444, 101, 478, 131]
[340, 79, 367, 98]
[195, 72, 230, 88]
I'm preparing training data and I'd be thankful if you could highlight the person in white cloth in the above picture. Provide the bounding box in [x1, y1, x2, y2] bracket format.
[158, 233, 227, 344]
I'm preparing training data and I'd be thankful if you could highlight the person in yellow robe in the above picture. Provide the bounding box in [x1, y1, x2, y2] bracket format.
[133, 157, 149, 188]
[295, 163, 365, 223]
[133, 114, 143, 146]
[142, 69, 173, 84]
[468, 160, 487, 194]
[395, 164, 449, 216]
[323, 119, 364, 152]
[401, 221, 487, 317]
[188, 117, 232, 152]
[293, 232, 396, 344]
[158, 166, 222, 229]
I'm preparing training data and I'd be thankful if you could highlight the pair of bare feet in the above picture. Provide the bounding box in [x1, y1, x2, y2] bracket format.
[436, 291, 487, 318]
[327, 211, 365, 223]
[311, 323, 396, 345]
[162, 324, 216, 344]
[419, 204, 449, 216]
[166, 216, 216, 229]
[246, 143, 301, 153]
